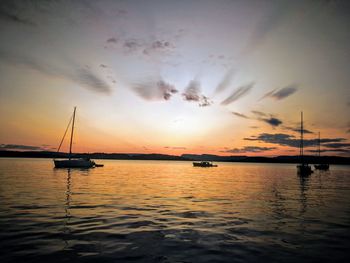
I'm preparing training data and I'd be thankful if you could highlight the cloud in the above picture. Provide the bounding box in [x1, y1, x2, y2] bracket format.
[133, 79, 178, 101]
[0, 50, 112, 94]
[0, 144, 44, 151]
[261, 84, 298, 100]
[0, 2, 36, 26]
[106, 37, 175, 56]
[107, 37, 118, 44]
[244, 133, 347, 148]
[283, 126, 313, 134]
[74, 68, 112, 94]
[251, 110, 283, 127]
[143, 40, 174, 55]
[182, 80, 213, 107]
[221, 82, 254, 105]
[323, 143, 350, 149]
[164, 146, 187, 150]
[215, 68, 234, 94]
[251, 110, 267, 117]
[232, 111, 249, 119]
[221, 146, 276, 154]
[241, 1, 296, 55]
[261, 117, 282, 127]
[308, 149, 350, 154]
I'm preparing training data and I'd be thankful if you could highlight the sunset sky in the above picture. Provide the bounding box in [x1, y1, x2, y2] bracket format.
[0, 0, 349, 156]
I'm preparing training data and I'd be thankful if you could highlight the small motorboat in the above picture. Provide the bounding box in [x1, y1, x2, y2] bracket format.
[193, 161, 218, 167]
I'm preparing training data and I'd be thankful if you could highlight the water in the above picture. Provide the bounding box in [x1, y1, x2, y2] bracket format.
[0, 158, 349, 263]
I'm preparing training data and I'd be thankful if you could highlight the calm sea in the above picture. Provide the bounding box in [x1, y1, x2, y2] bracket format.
[0, 158, 349, 263]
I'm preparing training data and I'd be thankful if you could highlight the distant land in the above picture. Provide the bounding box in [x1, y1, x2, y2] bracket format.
[0, 151, 349, 165]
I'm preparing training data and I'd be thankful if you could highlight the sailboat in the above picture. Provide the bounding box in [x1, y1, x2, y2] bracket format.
[297, 111, 313, 176]
[54, 107, 97, 168]
[314, 132, 329, 170]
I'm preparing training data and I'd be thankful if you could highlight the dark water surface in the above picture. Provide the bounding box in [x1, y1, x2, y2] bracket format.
[0, 158, 349, 262]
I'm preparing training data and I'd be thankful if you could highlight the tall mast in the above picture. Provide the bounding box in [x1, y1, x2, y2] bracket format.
[318, 132, 321, 157]
[300, 111, 304, 163]
[69, 107, 76, 160]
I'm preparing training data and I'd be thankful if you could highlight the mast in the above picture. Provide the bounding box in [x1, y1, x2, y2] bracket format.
[318, 132, 321, 157]
[69, 107, 76, 160]
[300, 111, 304, 164]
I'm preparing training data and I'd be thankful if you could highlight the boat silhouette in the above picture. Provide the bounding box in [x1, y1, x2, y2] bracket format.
[297, 112, 313, 176]
[193, 161, 218, 167]
[53, 107, 102, 168]
[314, 132, 329, 171]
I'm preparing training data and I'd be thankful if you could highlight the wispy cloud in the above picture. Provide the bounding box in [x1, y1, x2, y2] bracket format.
[164, 146, 187, 150]
[0, 50, 112, 94]
[215, 68, 234, 94]
[260, 84, 298, 101]
[221, 82, 254, 105]
[133, 78, 178, 101]
[182, 80, 212, 107]
[221, 146, 276, 154]
[0, 144, 45, 151]
[241, 1, 296, 55]
[232, 111, 249, 119]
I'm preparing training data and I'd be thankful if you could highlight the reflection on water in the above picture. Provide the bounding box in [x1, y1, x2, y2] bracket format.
[0, 159, 349, 263]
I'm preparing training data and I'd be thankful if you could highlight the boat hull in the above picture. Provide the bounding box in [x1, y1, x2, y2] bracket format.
[314, 164, 329, 170]
[54, 159, 95, 168]
[297, 164, 313, 176]
[193, 162, 218, 167]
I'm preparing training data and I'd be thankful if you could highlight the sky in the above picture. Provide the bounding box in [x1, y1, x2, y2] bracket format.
[0, 0, 349, 156]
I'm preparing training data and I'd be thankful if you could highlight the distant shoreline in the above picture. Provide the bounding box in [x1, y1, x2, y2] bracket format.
[0, 151, 349, 165]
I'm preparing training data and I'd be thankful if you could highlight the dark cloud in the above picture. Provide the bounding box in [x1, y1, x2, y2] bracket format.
[182, 80, 213, 107]
[221, 82, 254, 105]
[221, 146, 276, 153]
[323, 143, 350, 148]
[100, 64, 107, 68]
[283, 126, 313, 134]
[244, 133, 347, 148]
[0, 144, 44, 151]
[261, 84, 298, 100]
[308, 149, 350, 154]
[262, 117, 282, 127]
[251, 110, 283, 127]
[133, 79, 178, 101]
[215, 69, 234, 94]
[232, 111, 249, 119]
[0, 50, 112, 94]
